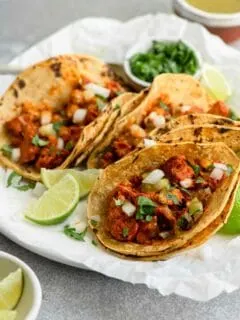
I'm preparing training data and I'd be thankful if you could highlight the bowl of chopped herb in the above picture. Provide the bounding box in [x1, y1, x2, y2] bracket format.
[124, 37, 203, 87]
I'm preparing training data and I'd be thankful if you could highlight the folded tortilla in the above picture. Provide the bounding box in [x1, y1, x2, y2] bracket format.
[88, 142, 240, 258]
[0, 54, 128, 180]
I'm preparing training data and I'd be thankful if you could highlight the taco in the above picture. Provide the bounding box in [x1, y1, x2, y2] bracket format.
[157, 125, 240, 155]
[0, 55, 127, 180]
[87, 74, 231, 169]
[88, 142, 240, 258]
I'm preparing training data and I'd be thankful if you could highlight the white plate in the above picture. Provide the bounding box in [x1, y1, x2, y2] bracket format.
[1, 14, 240, 302]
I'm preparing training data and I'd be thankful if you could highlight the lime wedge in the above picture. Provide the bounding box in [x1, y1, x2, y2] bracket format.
[220, 187, 240, 234]
[41, 168, 99, 198]
[0, 310, 17, 320]
[25, 174, 80, 225]
[201, 64, 232, 101]
[0, 269, 23, 310]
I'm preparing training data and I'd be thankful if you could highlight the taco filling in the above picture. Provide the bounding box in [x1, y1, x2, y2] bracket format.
[107, 155, 233, 244]
[98, 100, 230, 168]
[3, 78, 124, 170]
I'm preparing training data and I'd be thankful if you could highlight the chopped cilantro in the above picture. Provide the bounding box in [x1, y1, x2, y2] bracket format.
[96, 98, 105, 110]
[92, 239, 97, 246]
[65, 140, 74, 151]
[207, 164, 214, 171]
[146, 215, 153, 222]
[113, 104, 120, 110]
[32, 135, 49, 147]
[177, 216, 189, 230]
[53, 121, 64, 133]
[226, 164, 234, 176]
[114, 198, 124, 206]
[229, 110, 240, 121]
[179, 187, 191, 195]
[122, 227, 129, 238]
[7, 171, 36, 191]
[91, 219, 98, 227]
[136, 196, 157, 220]
[166, 193, 179, 205]
[159, 101, 169, 112]
[1, 144, 13, 157]
[196, 177, 205, 184]
[192, 164, 200, 175]
[63, 225, 87, 241]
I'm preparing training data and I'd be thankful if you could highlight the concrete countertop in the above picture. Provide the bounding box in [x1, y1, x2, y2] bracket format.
[1, 1, 240, 319]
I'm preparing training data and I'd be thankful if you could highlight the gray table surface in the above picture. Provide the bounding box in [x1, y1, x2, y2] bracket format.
[1, 1, 240, 319]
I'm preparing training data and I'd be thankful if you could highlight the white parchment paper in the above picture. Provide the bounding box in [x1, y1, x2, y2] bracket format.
[1, 14, 240, 301]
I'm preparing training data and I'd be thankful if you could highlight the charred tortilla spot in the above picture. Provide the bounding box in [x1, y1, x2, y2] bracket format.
[194, 127, 202, 136]
[188, 114, 195, 124]
[218, 128, 230, 133]
[12, 88, 18, 98]
[179, 137, 183, 141]
[17, 79, 26, 89]
[132, 154, 140, 164]
[50, 62, 62, 77]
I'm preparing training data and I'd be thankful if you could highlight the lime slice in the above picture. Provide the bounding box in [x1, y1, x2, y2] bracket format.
[41, 168, 99, 198]
[0, 268, 23, 310]
[201, 64, 232, 101]
[220, 187, 240, 234]
[0, 310, 17, 320]
[25, 174, 80, 225]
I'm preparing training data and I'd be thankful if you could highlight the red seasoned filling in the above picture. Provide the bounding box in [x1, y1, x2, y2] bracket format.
[106, 155, 233, 244]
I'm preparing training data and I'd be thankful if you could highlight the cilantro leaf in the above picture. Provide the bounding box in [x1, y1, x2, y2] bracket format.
[166, 193, 179, 205]
[65, 140, 74, 151]
[90, 219, 98, 227]
[136, 196, 157, 220]
[7, 171, 36, 191]
[192, 164, 200, 175]
[122, 227, 129, 238]
[1, 144, 13, 157]
[159, 101, 169, 112]
[32, 135, 49, 147]
[53, 121, 64, 133]
[196, 177, 205, 184]
[64, 225, 87, 241]
[146, 215, 153, 222]
[113, 104, 120, 110]
[226, 164, 233, 176]
[92, 239, 97, 246]
[96, 98, 106, 110]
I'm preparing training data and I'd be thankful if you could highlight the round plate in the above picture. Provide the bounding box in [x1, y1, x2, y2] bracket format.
[1, 14, 240, 301]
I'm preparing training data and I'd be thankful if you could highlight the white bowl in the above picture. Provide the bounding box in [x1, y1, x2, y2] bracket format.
[0, 251, 42, 320]
[124, 37, 203, 88]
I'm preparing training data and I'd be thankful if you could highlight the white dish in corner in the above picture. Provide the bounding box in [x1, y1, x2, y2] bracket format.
[0, 251, 42, 320]
[124, 37, 203, 87]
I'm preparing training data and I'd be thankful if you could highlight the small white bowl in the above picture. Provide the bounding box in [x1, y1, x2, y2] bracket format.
[124, 37, 203, 88]
[0, 251, 42, 320]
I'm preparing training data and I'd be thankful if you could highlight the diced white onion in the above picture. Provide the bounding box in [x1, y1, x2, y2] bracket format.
[130, 124, 146, 138]
[148, 112, 166, 129]
[210, 167, 224, 181]
[41, 111, 52, 125]
[91, 215, 101, 222]
[204, 187, 211, 194]
[39, 123, 56, 136]
[73, 109, 87, 124]
[74, 221, 87, 233]
[85, 83, 110, 99]
[159, 231, 171, 239]
[143, 169, 165, 184]
[57, 138, 64, 150]
[83, 89, 95, 102]
[184, 212, 192, 223]
[214, 163, 228, 171]
[122, 201, 136, 217]
[11, 148, 20, 162]
[144, 139, 157, 147]
[181, 105, 191, 113]
[180, 178, 193, 189]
